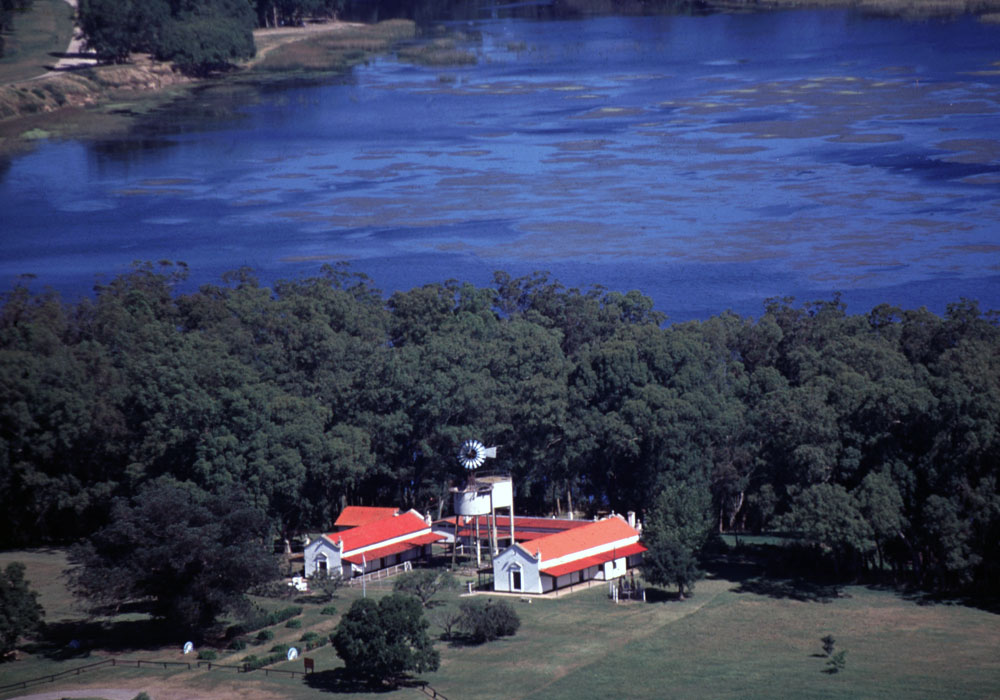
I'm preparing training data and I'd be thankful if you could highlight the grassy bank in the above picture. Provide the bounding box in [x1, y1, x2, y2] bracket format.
[2, 548, 998, 700]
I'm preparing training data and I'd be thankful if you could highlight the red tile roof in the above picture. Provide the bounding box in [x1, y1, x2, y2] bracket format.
[444, 515, 588, 540]
[527, 516, 640, 563]
[540, 542, 647, 577]
[328, 510, 430, 553]
[334, 506, 399, 529]
[342, 533, 443, 564]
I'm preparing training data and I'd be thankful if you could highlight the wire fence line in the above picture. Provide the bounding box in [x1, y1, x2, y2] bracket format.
[0, 656, 309, 695]
[0, 657, 451, 699]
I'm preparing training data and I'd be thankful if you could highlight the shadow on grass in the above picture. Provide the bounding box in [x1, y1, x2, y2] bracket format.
[36, 617, 185, 659]
[731, 577, 844, 603]
[303, 668, 426, 694]
[643, 587, 686, 603]
[892, 587, 1000, 615]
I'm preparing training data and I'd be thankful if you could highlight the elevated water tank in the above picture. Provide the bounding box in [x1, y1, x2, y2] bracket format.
[452, 474, 513, 516]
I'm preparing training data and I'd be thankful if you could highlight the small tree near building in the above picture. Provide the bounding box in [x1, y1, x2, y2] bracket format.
[0, 562, 44, 656]
[331, 593, 439, 686]
[393, 569, 456, 608]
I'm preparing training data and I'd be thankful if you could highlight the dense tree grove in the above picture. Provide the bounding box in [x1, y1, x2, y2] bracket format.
[75, 0, 345, 72]
[77, 0, 258, 73]
[1, 262, 998, 597]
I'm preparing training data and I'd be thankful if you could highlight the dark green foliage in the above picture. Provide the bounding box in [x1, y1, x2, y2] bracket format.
[2, 264, 999, 597]
[241, 652, 289, 669]
[393, 569, 457, 607]
[320, 605, 338, 616]
[821, 634, 836, 657]
[641, 471, 713, 598]
[332, 593, 439, 685]
[456, 598, 520, 643]
[154, 5, 256, 76]
[0, 562, 44, 654]
[256, 629, 275, 643]
[69, 477, 279, 633]
[77, 0, 254, 73]
[285, 617, 302, 628]
[197, 649, 218, 660]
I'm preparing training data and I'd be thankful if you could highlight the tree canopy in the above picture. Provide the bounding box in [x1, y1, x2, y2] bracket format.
[77, 0, 256, 73]
[331, 593, 439, 684]
[2, 263, 999, 597]
[0, 562, 44, 655]
[69, 476, 278, 633]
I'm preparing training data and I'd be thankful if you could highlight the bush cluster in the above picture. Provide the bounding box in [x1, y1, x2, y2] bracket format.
[457, 598, 520, 643]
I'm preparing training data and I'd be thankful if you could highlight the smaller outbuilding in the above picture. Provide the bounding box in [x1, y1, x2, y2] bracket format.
[492, 514, 645, 595]
[305, 509, 442, 580]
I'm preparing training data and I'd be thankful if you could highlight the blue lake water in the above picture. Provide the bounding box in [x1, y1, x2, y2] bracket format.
[2, 8, 999, 320]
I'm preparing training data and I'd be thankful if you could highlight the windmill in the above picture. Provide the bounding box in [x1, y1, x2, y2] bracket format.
[451, 439, 512, 567]
[457, 439, 497, 473]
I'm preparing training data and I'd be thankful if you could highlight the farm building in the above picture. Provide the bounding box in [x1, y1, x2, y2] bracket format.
[492, 514, 646, 595]
[304, 509, 443, 580]
[332, 505, 398, 531]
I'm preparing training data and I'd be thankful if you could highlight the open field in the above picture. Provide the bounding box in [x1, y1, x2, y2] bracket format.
[2, 549, 998, 700]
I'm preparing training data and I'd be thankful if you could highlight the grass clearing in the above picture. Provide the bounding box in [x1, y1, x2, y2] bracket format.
[1, 550, 997, 700]
[0, 0, 75, 84]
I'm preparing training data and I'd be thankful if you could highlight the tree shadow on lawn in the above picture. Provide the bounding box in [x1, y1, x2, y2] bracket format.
[304, 668, 426, 694]
[34, 617, 187, 659]
[885, 585, 1000, 615]
[730, 576, 845, 603]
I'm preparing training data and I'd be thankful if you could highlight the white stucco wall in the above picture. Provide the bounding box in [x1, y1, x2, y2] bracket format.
[304, 537, 342, 578]
[493, 546, 542, 594]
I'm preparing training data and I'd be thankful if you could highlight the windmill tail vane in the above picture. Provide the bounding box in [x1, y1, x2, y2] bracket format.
[458, 439, 498, 470]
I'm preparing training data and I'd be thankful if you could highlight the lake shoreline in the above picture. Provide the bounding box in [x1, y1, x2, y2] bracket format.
[3, 0, 1000, 157]
[0, 19, 416, 159]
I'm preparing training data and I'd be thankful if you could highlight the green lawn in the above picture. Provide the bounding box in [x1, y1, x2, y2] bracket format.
[2, 551, 998, 700]
[0, 0, 75, 84]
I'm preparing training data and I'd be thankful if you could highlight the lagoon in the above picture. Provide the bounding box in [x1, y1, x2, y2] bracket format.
[2, 7, 999, 321]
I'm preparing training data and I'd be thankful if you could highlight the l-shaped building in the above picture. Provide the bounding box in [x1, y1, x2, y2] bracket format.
[304, 509, 442, 580]
[492, 514, 646, 594]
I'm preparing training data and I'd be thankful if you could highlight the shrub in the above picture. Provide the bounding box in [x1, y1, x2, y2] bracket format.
[300, 631, 319, 643]
[242, 651, 288, 671]
[320, 605, 337, 616]
[132, 694, 151, 700]
[228, 638, 248, 651]
[270, 643, 290, 654]
[457, 598, 520, 643]
[827, 650, 848, 674]
[256, 629, 274, 643]
[197, 649, 218, 660]
[285, 618, 302, 628]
